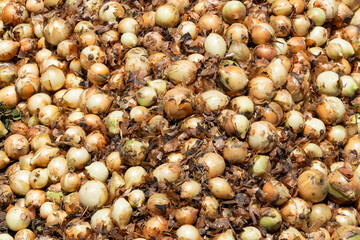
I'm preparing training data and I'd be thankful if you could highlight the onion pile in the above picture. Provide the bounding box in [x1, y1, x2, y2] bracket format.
[0, 0, 359, 239]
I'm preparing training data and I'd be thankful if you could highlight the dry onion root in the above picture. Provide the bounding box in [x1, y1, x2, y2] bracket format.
[0, 0, 359, 239]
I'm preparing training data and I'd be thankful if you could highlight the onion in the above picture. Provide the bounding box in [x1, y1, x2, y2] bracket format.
[66, 146, 91, 170]
[218, 65, 248, 93]
[6, 206, 31, 231]
[147, 193, 170, 215]
[281, 197, 310, 229]
[198, 13, 223, 34]
[65, 218, 93, 239]
[39, 202, 59, 219]
[63, 192, 81, 215]
[85, 161, 109, 182]
[91, 208, 114, 233]
[0, 234, 13, 240]
[79, 180, 108, 210]
[165, 60, 197, 85]
[259, 208, 282, 233]
[143, 216, 167, 239]
[297, 170, 329, 203]
[316, 96, 346, 125]
[155, 4, 179, 28]
[128, 189, 145, 208]
[163, 87, 194, 120]
[80, 45, 106, 70]
[208, 177, 234, 199]
[205, 33, 227, 58]
[2, 2, 28, 26]
[30, 146, 59, 167]
[248, 77, 275, 104]
[175, 206, 198, 226]
[303, 118, 326, 141]
[335, 207, 359, 226]
[153, 163, 181, 184]
[197, 152, 225, 178]
[263, 179, 291, 206]
[176, 225, 202, 240]
[248, 121, 277, 153]
[99, 2, 124, 23]
[25, 189, 46, 208]
[0, 184, 14, 209]
[240, 227, 262, 240]
[250, 155, 271, 176]
[14, 229, 35, 240]
[44, 17, 71, 46]
[60, 172, 80, 192]
[0, 86, 20, 109]
[29, 168, 49, 189]
[181, 180, 202, 199]
[197, 90, 229, 113]
[46, 210, 68, 228]
[222, 1, 246, 24]
[111, 197, 132, 228]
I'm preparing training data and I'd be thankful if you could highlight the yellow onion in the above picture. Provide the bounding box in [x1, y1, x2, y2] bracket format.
[281, 197, 310, 229]
[248, 121, 278, 153]
[0, 85, 19, 109]
[111, 197, 132, 228]
[99, 1, 124, 23]
[163, 87, 194, 120]
[14, 229, 35, 240]
[4, 134, 29, 160]
[65, 219, 93, 239]
[46, 210, 68, 228]
[80, 45, 106, 70]
[303, 118, 326, 141]
[6, 206, 31, 231]
[198, 13, 223, 34]
[316, 96, 346, 125]
[143, 216, 167, 239]
[222, 1, 246, 24]
[79, 180, 108, 210]
[43, 17, 71, 46]
[298, 170, 329, 203]
[180, 180, 201, 199]
[2, 2, 28, 26]
[219, 65, 248, 93]
[176, 225, 202, 240]
[85, 161, 109, 182]
[175, 206, 198, 226]
[147, 193, 170, 215]
[205, 33, 227, 58]
[197, 90, 229, 113]
[328, 168, 360, 203]
[208, 177, 234, 199]
[128, 189, 145, 208]
[153, 163, 181, 184]
[240, 227, 262, 240]
[91, 208, 114, 233]
[155, 4, 179, 28]
[66, 146, 91, 170]
[197, 152, 225, 178]
[263, 179, 291, 206]
[165, 60, 197, 85]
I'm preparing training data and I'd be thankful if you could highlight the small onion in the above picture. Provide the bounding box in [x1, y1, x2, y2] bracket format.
[281, 197, 310, 228]
[29, 168, 49, 189]
[86, 93, 113, 114]
[153, 163, 181, 184]
[0, 85, 20, 109]
[60, 172, 81, 193]
[99, 1, 124, 23]
[111, 197, 132, 228]
[79, 180, 108, 210]
[316, 96, 346, 125]
[197, 152, 225, 178]
[143, 216, 167, 239]
[208, 177, 234, 199]
[163, 87, 194, 120]
[175, 206, 198, 226]
[248, 77, 275, 104]
[165, 60, 197, 85]
[128, 189, 145, 208]
[298, 170, 329, 203]
[205, 33, 227, 58]
[240, 227, 262, 240]
[91, 208, 114, 233]
[248, 121, 277, 153]
[85, 161, 109, 182]
[43, 17, 71, 46]
[66, 146, 91, 170]
[40, 202, 59, 219]
[14, 229, 35, 240]
[6, 206, 31, 231]
[147, 193, 170, 215]
[155, 4, 179, 28]
[222, 1, 246, 24]
[181, 180, 202, 199]
[176, 225, 202, 240]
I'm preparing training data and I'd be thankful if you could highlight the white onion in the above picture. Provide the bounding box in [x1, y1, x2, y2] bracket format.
[79, 180, 108, 210]
[85, 161, 109, 182]
[111, 197, 133, 228]
[91, 208, 114, 233]
[6, 206, 31, 231]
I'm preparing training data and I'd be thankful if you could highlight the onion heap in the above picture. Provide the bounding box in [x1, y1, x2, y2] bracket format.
[0, 0, 359, 239]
